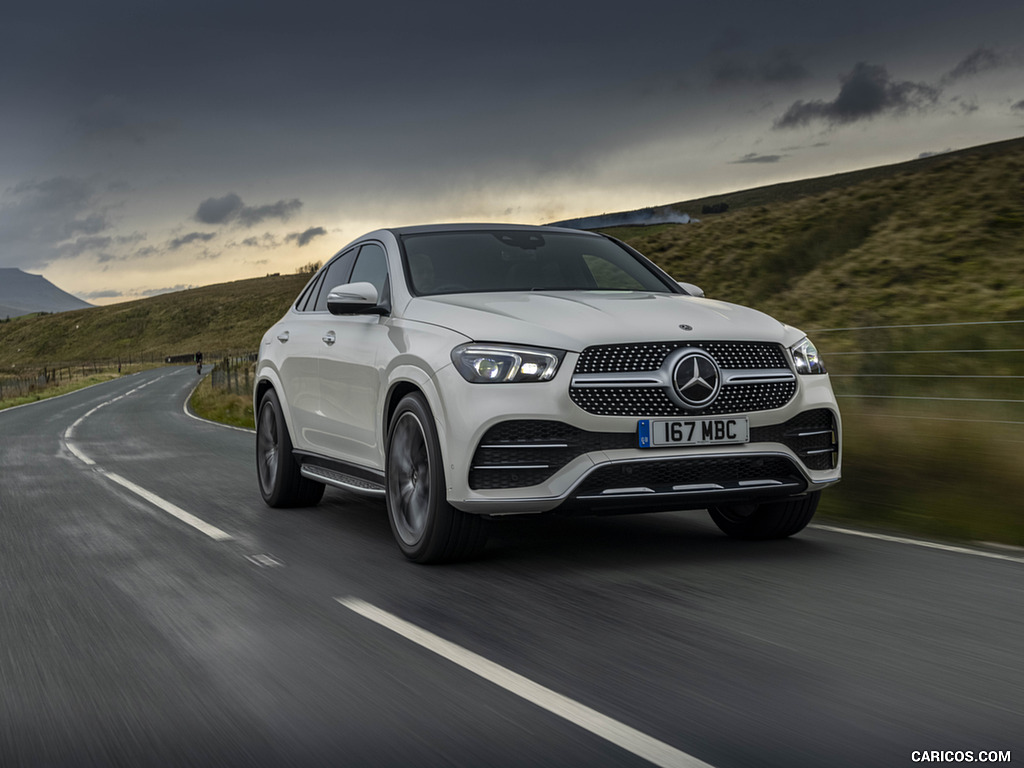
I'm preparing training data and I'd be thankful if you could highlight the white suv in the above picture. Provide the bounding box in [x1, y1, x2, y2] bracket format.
[255, 224, 841, 562]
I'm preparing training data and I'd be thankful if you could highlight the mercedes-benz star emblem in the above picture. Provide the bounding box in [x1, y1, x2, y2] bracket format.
[679, 324, 693, 331]
[672, 350, 721, 409]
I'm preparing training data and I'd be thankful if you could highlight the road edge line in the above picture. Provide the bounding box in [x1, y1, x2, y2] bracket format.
[182, 372, 256, 434]
[811, 524, 1024, 564]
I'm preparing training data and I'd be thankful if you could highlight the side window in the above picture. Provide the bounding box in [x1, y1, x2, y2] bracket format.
[313, 248, 357, 312]
[349, 243, 389, 301]
[296, 272, 325, 312]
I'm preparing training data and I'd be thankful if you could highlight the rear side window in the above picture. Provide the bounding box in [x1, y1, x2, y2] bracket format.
[313, 248, 358, 312]
[296, 272, 325, 312]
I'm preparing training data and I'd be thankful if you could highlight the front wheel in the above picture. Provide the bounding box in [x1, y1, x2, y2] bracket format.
[708, 492, 820, 540]
[386, 393, 487, 563]
[256, 389, 325, 508]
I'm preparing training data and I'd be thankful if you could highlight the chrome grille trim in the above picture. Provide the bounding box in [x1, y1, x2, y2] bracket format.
[575, 340, 789, 373]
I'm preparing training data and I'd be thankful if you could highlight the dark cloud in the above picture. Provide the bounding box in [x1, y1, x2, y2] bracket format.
[953, 97, 980, 115]
[732, 153, 784, 164]
[80, 289, 124, 300]
[775, 62, 940, 129]
[0, 176, 111, 267]
[236, 233, 281, 249]
[195, 194, 302, 227]
[59, 235, 113, 258]
[237, 199, 302, 227]
[714, 50, 809, 85]
[63, 213, 111, 238]
[168, 232, 216, 250]
[1012, 99, 1024, 112]
[285, 226, 327, 247]
[941, 48, 1005, 84]
[77, 95, 151, 144]
[11, 176, 95, 212]
[196, 193, 244, 224]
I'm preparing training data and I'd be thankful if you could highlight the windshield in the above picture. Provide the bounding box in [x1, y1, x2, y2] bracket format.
[400, 230, 676, 296]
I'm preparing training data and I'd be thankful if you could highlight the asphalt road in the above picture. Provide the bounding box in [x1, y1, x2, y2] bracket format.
[1, 367, 1021, 767]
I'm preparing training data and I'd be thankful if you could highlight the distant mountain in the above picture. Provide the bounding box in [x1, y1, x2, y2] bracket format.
[0, 268, 93, 318]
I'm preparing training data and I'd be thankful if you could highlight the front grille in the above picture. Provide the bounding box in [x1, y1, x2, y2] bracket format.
[574, 455, 804, 497]
[575, 341, 789, 373]
[570, 340, 796, 417]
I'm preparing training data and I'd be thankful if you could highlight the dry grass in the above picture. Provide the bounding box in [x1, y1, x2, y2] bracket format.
[821, 404, 1024, 546]
[189, 374, 256, 429]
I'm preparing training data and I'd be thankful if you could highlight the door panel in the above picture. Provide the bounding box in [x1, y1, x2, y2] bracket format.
[313, 243, 392, 468]
[276, 311, 325, 450]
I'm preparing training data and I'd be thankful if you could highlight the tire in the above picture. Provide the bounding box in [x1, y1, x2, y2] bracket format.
[708, 492, 820, 540]
[385, 393, 487, 563]
[256, 389, 325, 508]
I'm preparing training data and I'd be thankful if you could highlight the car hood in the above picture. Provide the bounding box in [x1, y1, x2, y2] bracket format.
[402, 291, 799, 352]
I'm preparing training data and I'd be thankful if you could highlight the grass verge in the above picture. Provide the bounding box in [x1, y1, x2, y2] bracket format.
[819, 405, 1023, 547]
[189, 374, 255, 429]
[0, 364, 164, 411]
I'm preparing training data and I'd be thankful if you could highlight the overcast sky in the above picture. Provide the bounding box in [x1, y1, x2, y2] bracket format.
[2, 0, 1022, 304]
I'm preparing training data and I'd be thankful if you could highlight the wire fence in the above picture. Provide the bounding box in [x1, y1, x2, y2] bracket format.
[3, 322, 1021, 419]
[0, 350, 251, 403]
[209, 353, 259, 397]
[810, 319, 1024, 427]
[0, 357, 156, 401]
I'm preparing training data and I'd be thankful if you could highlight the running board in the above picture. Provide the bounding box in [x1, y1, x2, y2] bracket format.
[301, 465, 386, 496]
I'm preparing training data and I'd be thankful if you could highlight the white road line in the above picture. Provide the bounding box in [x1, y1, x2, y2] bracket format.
[811, 524, 1024, 564]
[103, 470, 232, 541]
[62, 370, 233, 542]
[336, 596, 715, 768]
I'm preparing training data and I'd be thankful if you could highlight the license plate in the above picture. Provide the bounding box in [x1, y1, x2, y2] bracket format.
[638, 417, 749, 448]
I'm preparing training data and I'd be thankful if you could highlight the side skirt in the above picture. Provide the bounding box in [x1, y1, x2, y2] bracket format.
[295, 452, 386, 497]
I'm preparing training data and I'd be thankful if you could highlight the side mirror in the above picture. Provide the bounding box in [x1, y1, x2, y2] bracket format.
[677, 281, 705, 298]
[326, 282, 383, 315]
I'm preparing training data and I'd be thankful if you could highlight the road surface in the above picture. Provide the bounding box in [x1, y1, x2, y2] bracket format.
[1, 367, 1020, 767]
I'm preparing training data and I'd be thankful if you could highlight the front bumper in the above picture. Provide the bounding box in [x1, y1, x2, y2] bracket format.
[430, 358, 841, 516]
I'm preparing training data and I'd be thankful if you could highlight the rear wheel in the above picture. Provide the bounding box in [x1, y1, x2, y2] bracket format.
[386, 393, 487, 563]
[708, 492, 820, 540]
[256, 389, 325, 507]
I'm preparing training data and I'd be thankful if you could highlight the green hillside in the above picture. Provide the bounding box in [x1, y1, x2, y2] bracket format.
[603, 135, 1024, 332]
[0, 272, 310, 368]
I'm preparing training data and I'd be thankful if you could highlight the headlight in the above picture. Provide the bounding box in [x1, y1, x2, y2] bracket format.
[790, 337, 827, 375]
[451, 343, 565, 383]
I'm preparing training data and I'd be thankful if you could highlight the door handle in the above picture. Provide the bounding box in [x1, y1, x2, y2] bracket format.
[277, 331, 290, 343]
[322, 331, 336, 346]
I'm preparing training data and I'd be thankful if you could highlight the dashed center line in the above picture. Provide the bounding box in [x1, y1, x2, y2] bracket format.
[63, 371, 233, 542]
[337, 596, 715, 768]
